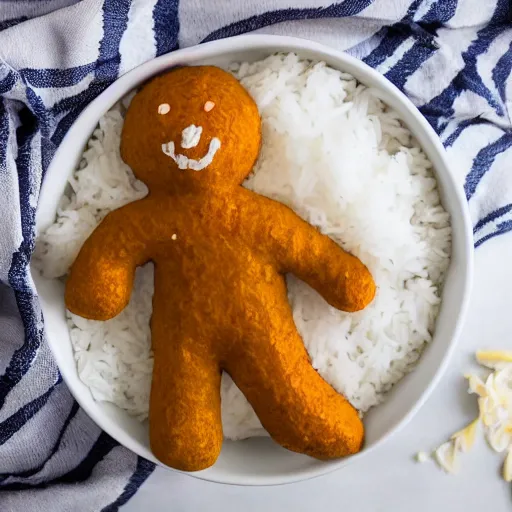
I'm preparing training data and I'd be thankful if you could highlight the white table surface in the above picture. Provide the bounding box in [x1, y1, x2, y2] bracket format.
[122, 234, 512, 512]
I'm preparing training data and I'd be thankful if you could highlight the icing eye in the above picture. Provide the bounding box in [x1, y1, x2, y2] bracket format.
[204, 101, 215, 112]
[158, 103, 171, 115]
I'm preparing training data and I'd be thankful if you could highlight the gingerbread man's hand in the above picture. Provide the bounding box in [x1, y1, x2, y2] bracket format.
[65, 206, 148, 321]
[266, 201, 376, 312]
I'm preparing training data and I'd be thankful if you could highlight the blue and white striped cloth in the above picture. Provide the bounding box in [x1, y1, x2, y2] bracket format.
[0, 1, 510, 510]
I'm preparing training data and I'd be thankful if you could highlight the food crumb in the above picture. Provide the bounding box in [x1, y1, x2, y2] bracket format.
[171, 234, 177, 240]
[204, 101, 215, 112]
[415, 451, 429, 463]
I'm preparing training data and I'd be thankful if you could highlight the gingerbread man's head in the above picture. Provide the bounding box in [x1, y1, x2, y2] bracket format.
[121, 66, 262, 194]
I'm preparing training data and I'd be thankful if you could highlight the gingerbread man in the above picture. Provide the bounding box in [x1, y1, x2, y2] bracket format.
[65, 66, 376, 472]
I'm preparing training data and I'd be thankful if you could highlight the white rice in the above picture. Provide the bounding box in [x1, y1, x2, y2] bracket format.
[34, 53, 451, 439]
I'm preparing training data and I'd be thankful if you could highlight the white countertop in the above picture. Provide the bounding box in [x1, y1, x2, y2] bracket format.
[123, 234, 512, 512]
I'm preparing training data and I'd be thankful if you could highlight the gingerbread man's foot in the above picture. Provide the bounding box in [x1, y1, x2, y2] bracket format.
[225, 322, 364, 460]
[149, 343, 223, 471]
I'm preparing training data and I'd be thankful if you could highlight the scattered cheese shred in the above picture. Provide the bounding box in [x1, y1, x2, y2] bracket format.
[424, 349, 512, 482]
[451, 417, 479, 452]
[486, 424, 511, 453]
[465, 373, 487, 397]
[476, 350, 512, 369]
[503, 447, 512, 482]
[435, 442, 459, 474]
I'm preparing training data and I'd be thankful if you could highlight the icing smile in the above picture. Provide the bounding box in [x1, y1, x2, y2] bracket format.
[162, 124, 221, 171]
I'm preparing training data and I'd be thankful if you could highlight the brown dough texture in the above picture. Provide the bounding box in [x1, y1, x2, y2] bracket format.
[65, 66, 376, 472]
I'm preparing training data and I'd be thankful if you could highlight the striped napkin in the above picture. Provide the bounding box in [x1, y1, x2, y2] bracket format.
[0, 1, 510, 510]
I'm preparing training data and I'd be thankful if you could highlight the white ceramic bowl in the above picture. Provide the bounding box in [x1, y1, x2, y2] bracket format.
[33, 34, 473, 486]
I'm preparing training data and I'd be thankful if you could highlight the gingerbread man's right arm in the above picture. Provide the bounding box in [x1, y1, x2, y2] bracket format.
[65, 205, 149, 321]
[256, 196, 376, 312]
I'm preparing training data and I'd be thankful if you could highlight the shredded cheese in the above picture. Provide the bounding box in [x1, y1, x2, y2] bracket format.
[423, 349, 512, 482]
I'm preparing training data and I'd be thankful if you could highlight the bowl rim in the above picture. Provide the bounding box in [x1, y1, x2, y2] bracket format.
[36, 33, 474, 486]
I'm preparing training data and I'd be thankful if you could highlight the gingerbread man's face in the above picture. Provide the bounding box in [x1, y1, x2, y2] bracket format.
[121, 66, 262, 194]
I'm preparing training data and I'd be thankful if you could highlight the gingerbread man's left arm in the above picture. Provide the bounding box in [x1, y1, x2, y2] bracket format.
[260, 197, 376, 312]
[65, 204, 149, 321]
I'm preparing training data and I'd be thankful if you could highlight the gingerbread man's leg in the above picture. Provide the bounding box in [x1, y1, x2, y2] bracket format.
[225, 316, 364, 460]
[149, 340, 223, 471]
